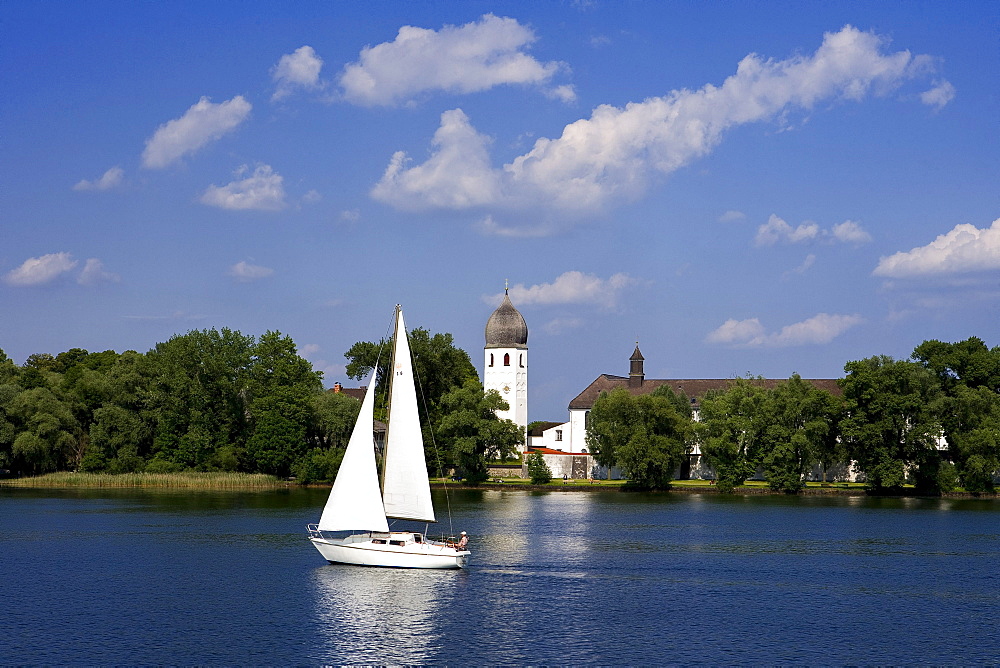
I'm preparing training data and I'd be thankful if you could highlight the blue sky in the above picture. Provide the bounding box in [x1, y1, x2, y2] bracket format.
[2, 1, 998, 421]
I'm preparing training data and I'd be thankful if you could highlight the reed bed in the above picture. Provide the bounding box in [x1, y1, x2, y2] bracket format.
[0, 471, 286, 489]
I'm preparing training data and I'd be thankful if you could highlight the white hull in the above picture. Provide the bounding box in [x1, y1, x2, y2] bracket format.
[309, 532, 470, 569]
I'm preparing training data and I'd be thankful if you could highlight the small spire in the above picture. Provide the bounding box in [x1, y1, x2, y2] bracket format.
[505, 278, 509, 294]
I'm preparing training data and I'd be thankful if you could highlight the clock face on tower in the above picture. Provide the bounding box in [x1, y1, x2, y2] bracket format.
[503, 385, 510, 394]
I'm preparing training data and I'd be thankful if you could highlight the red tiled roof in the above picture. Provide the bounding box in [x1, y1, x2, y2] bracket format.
[527, 447, 588, 455]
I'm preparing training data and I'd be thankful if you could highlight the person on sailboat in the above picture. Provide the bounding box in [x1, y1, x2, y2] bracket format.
[457, 531, 468, 549]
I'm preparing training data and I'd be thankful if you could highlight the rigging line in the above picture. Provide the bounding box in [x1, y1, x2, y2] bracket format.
[411, 346, 456, 539]
[367, 309, 395, 488]
[381, 306, 403, 493]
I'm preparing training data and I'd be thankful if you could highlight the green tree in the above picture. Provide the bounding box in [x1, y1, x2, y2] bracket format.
[526, 451, 552, 484]
[76, 350, 158, 471]
[310, 391, 362, 449]
[0, 384, 20, 472]
[437, 380, 523, 484]
[60, 366, 114, 470]
[242, 331, 323, 476]
[761, 375, 843, 493]
[23, 353, 58, 372]
[912, 337, 1000, 492]
[698, 378, 770, 492]
[913, 337, 1000, 393]
[587, 386, 692, 489]
[345, 326, 478, 428]
[839, 356, 944, 493]
[145, 328, 256, 468]
[83, 405, 147, 473]
[245, 405, 305, 476]
[0, 349, 20, 469]
[942, 384, 1000, 492]
[52, 348, 92, 374]
[7, 387, 80, 475]
[292, 446, 345, 484]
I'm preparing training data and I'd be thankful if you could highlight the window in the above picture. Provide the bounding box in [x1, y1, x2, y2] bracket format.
[504, 353, 510, 366]
[489, 353, 494, 367]
[519, 354, 524, 368]
[555, 429, 563, 441]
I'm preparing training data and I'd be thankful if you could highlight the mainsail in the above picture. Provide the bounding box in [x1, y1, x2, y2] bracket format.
[316, 372, 389, 532]
[381, 307, 437, 523]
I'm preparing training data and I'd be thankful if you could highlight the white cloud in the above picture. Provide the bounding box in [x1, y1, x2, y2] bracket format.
[768, 313, 863, 346]
[486, 271, 638, 309]
[787, 254, 817, 276]
[476, 214, 551, 238]
[271, 45, 325, 101]
[707, 313, 863, 347]
[339, 208, 360, 222]
[756, 214, 871, 246]
[298, 343, 321, 356]
[718, 210, 746, 223]
[831, 219, 873, 244]
[372, 109, 501, 210]
[228, 260, 275, 282]
[77, 258, 120, 286]
[546, 84, 578, 103]
[542, 317, 584, 335]
[4, 252, 78, 286]
[73, 166, 123, 191]
[142, 96, 252, 169]
[873, 217, 1000, 278]
[200, 164, 287, 211]
[755, 214, 820, 246]
[705, 318, 766, 345]
[372, 26, 948, 223]
[339, 14, 570, 106]
[920, 80, 955, 110]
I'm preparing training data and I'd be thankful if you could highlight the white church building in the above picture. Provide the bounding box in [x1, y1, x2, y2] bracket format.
[482, 288, 529, 436]
[482, 291, 845, 480]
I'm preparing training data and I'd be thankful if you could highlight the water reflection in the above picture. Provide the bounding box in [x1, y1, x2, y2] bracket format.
[4, 486, 1000, 664]
[310, 564, 457, 664]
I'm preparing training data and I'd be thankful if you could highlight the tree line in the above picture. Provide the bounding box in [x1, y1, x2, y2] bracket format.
[586, 337, 1000, 494]
[5, 330, 996, 494]
[0, 326, 522, 484]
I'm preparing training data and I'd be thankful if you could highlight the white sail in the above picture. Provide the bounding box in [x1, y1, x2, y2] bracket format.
[317, 374, 389, 532]
[381, 307, 437, 523]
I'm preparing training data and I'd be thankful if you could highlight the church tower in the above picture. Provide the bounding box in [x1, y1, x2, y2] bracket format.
[484, 287, 528, 433]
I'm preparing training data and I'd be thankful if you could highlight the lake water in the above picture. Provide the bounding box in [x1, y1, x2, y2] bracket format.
[2, 486, 998, 665]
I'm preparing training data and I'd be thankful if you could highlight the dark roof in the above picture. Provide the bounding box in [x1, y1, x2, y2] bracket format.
[328, 386, 366, 402]
[485, 292, 528, 348]
[568, 374, 842, 410]
[528, 421, 565, 437]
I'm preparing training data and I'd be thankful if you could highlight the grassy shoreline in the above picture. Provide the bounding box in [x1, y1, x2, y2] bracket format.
[3, 472, 995, 499]
[0, 471, 286, 490]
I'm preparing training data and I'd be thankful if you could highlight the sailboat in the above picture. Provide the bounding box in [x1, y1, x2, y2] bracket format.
[307, 305, 471, 569]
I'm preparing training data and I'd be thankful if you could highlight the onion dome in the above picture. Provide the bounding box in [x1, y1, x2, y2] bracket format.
[485, 291, 528, 348]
